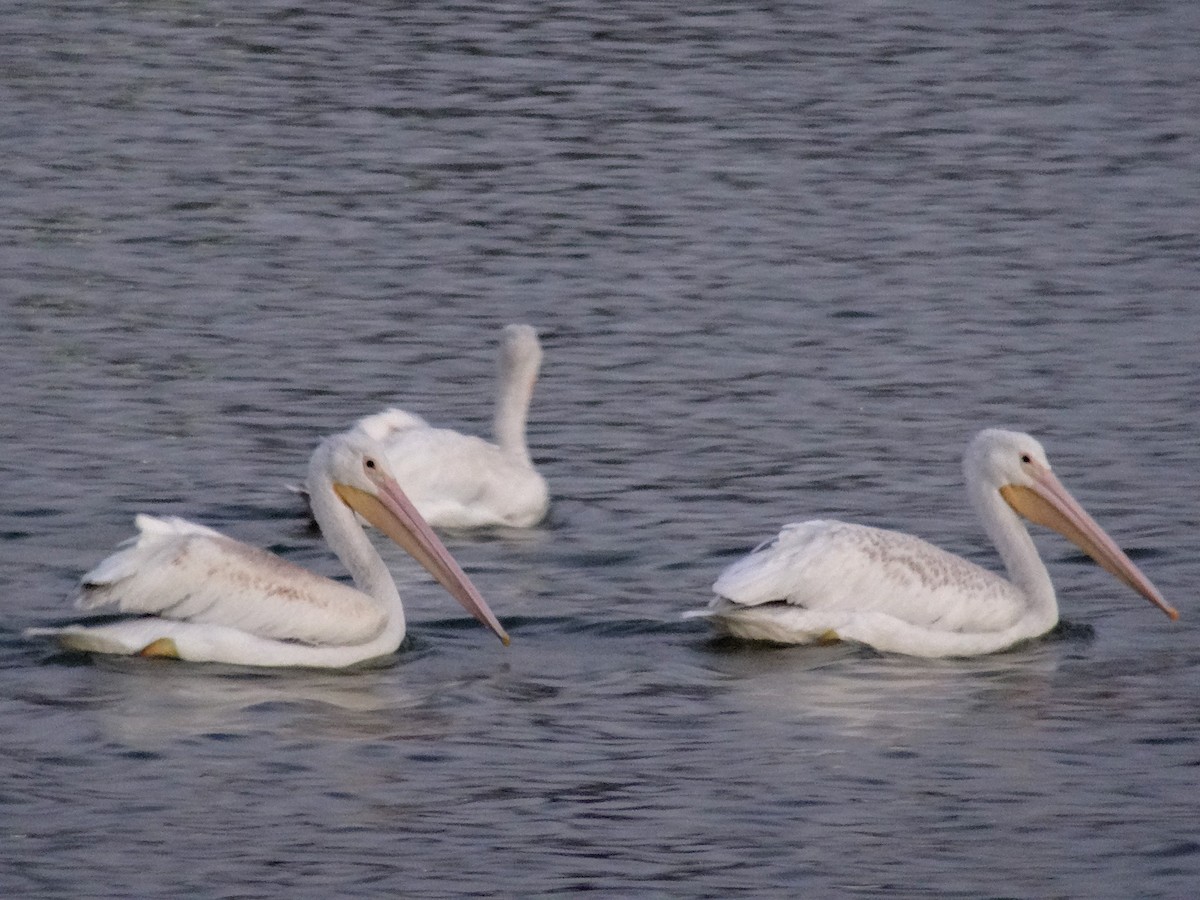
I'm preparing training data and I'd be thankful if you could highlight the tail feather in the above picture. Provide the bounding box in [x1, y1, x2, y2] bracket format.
[77, 515, 224, 608]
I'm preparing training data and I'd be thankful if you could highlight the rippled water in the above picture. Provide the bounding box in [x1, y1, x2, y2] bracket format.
[3, 1, 1199, 896]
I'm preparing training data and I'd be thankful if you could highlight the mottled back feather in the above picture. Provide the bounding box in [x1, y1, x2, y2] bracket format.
[77, 515, 387, 646]
[714, 520, 1027, 633]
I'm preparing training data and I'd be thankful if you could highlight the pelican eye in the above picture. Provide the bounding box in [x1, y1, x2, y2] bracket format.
[1019, 453, 1032, 464]
[365, 458, 377, 470]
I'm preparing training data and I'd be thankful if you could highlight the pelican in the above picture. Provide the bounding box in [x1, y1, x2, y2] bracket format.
[26, 429, 509, 667]
[354, 323, 549, 528]
[694, 429, 1177, 658]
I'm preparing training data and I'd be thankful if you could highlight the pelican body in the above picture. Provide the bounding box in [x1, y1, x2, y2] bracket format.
[697, 429, 1176, 658]
[355, 324, 549, 528]
[28, 430, 509, 667]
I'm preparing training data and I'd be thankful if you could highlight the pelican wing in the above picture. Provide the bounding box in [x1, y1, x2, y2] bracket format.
[378, 427, 548, 528]
[714, 520, 1025, 633]
[76, 515, 387, 646]
[353, 407, 430, 441]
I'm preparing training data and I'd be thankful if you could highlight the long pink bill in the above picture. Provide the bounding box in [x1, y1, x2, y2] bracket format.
[1001, 467, 1178, 620]
[336, 479, 511, 644]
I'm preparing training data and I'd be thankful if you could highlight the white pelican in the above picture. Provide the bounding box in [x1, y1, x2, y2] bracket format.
[27, 429, 509, 667]
[354, 323, 549, 528]
[694, 429, 1177, 658]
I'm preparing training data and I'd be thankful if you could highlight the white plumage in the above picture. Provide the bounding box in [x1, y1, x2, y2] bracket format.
[696, 429, 1177, 658]
[355, 323, 549, 528]
[27, 429, 509, 667]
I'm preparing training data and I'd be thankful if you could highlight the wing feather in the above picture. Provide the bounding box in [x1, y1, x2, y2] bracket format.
[77, 515, 386, 646]
[379, 427, 548, 528]
[353, 407, 431, 440]
[714, 520, 1025, 632]
[351, 407, 547, 528]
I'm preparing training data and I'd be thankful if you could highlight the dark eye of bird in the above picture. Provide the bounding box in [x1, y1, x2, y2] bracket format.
[365, 459, 376, 470]
[1020, 454, 1031, 464]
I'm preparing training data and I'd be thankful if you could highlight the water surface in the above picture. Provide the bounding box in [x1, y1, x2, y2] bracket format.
[2, 2, 1199, 896]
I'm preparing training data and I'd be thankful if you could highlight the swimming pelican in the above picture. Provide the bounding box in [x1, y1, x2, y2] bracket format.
[694, 429, 1177, 658]
[26, 429, 509, 667]
[354, 323, 549, 528]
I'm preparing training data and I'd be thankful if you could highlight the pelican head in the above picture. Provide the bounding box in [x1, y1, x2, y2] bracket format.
[309, 430, 510, 644]
[501, 323, 543, 377]
[967, 428, 1177, 621]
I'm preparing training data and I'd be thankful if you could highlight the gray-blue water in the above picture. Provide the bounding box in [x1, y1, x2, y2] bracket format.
[3, 2, 1199, 896]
